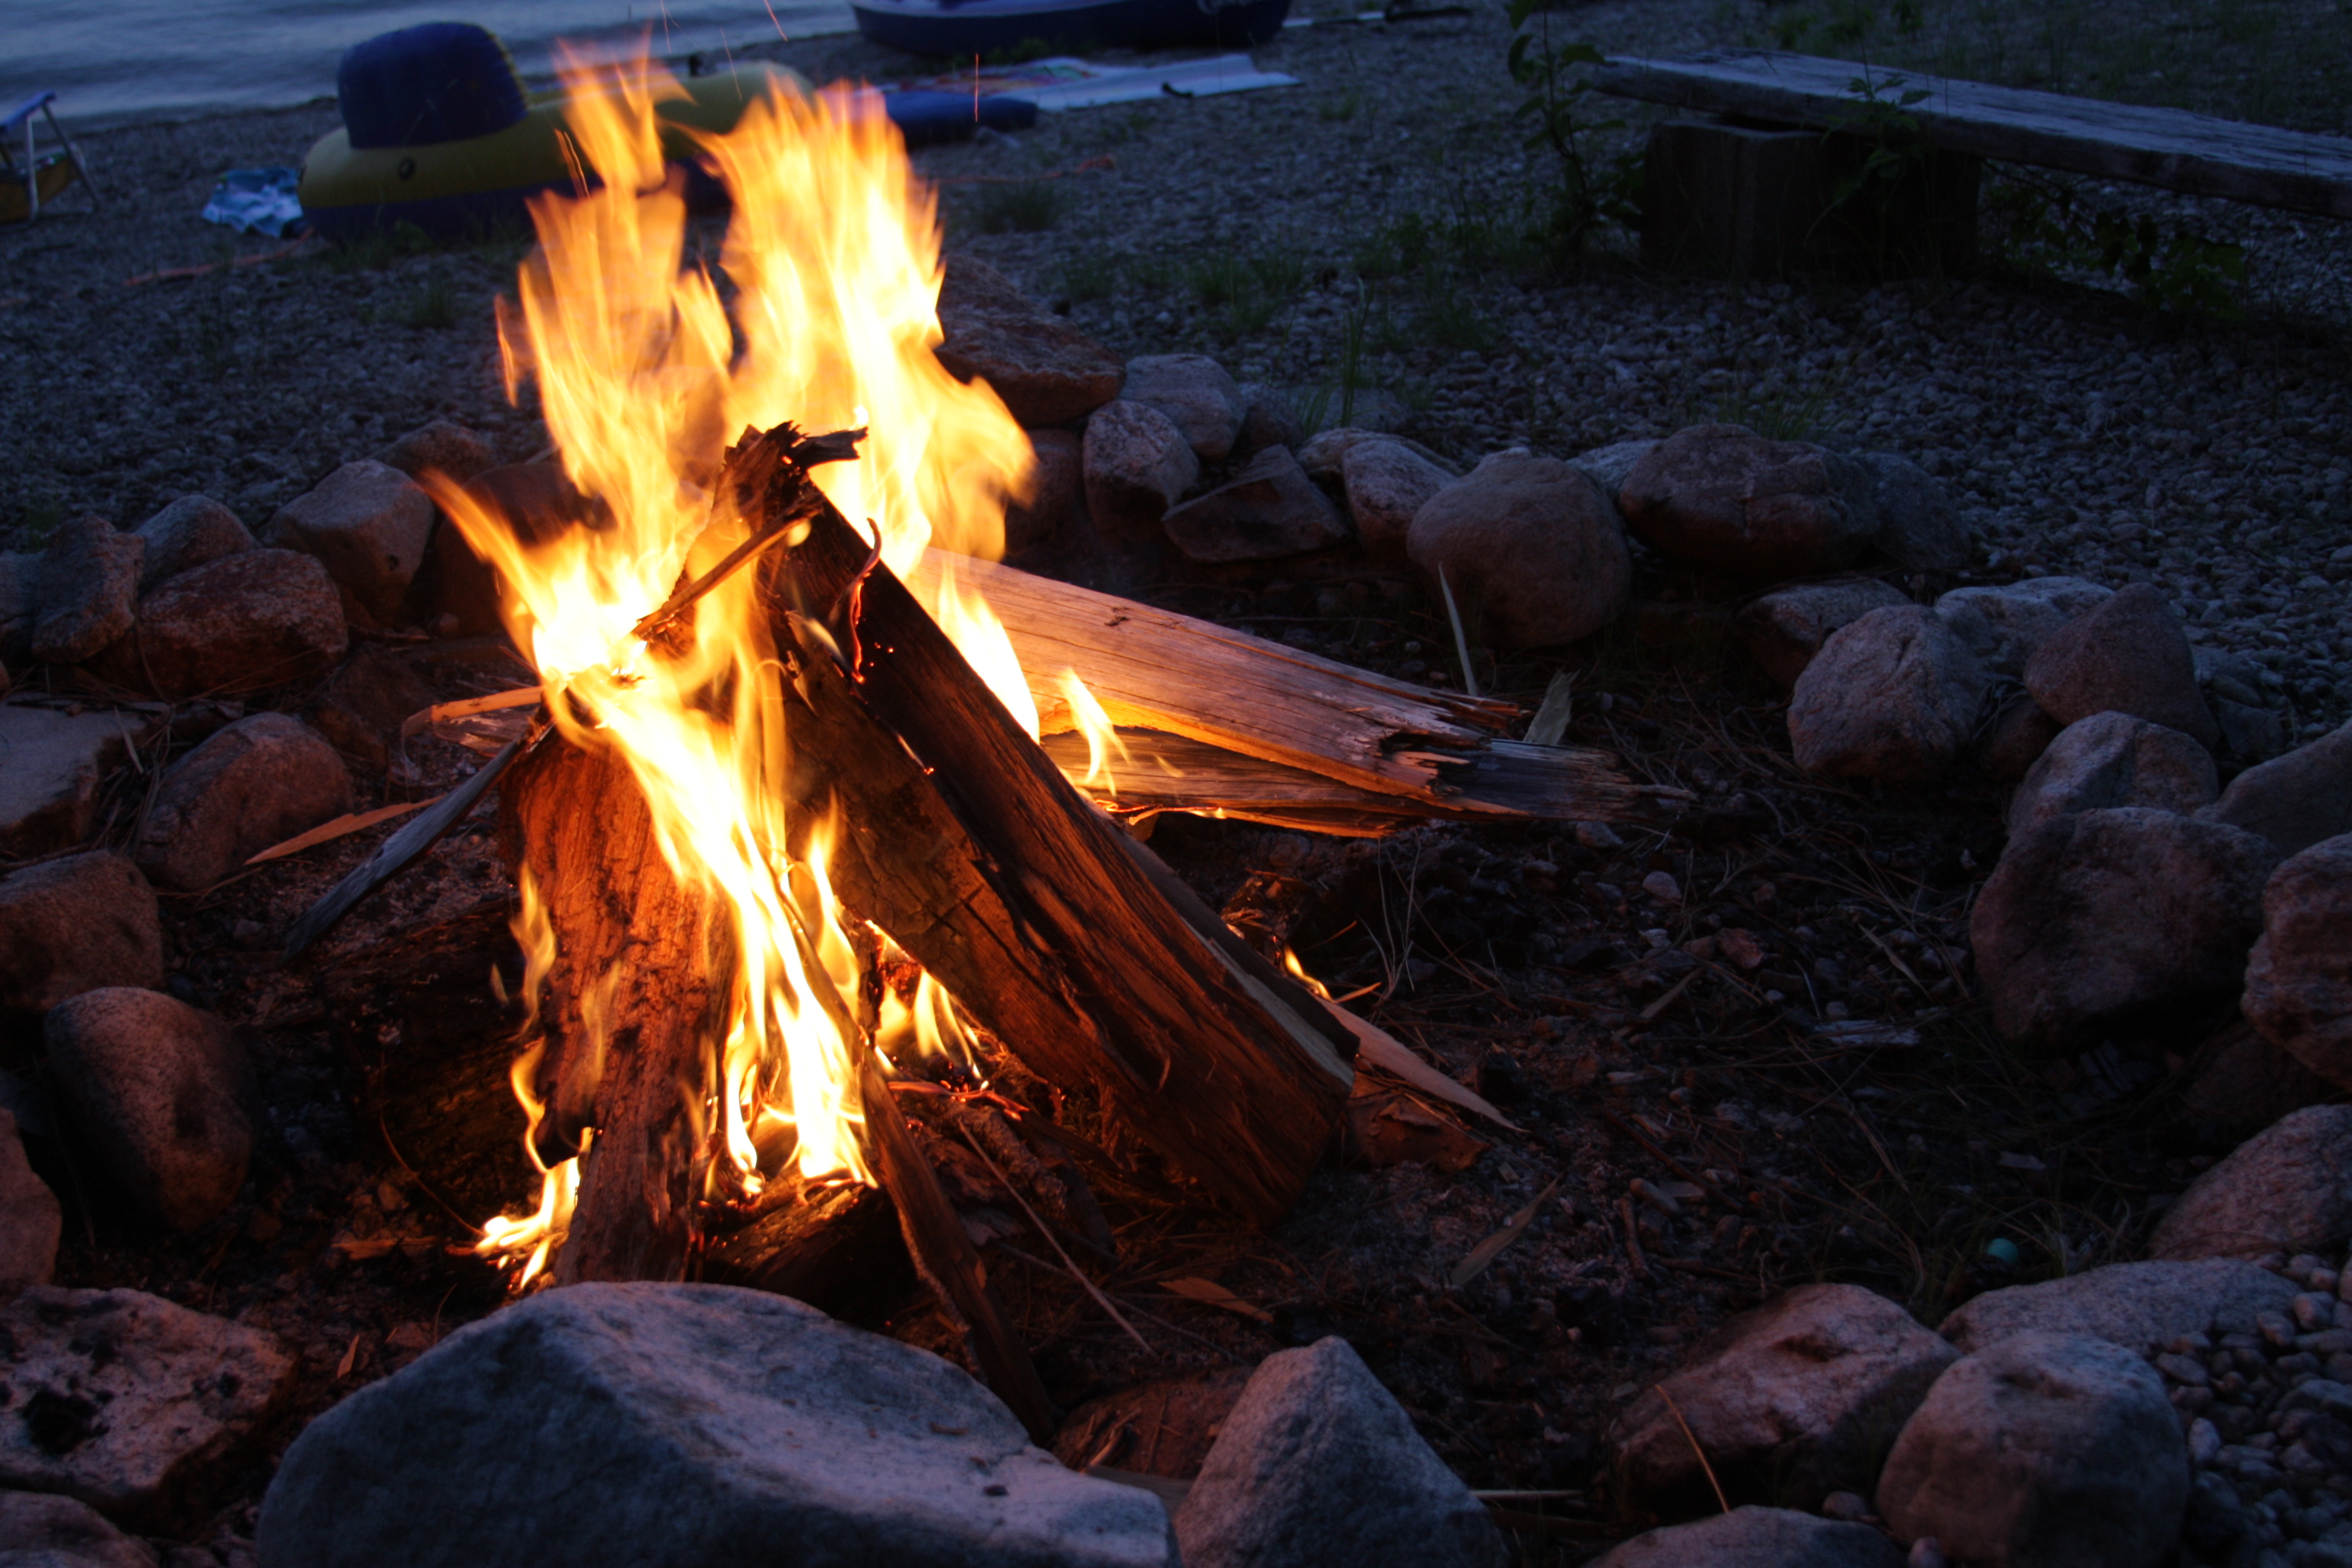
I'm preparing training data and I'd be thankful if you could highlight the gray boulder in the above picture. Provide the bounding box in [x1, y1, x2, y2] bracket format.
[0, 1287, 294, 1532]
[31, 517, 143, 667]
[2199, 719, 2352, 859]
[269, 460, 434, 627]
[1231, 384, 1302, 458]
[1175, 1336, 1503, 1568]
[2146, 1105, 2352, 1261]
[105, 549, 346, 699]
[381, 420, 497, 485]
[1938, 1259, 2298, 1353]
[0, 1490, 159, 1568]
[2243, 834, 2352, 1085]
[1565, 439, 1659, 505]
[2023, 582, 2218, 747]
[1589, 1507, 1903, 1568]
[131, 713, 351, 892]
[132, 495, 254, 591]
[0, 1106, 60, 1302]
[1732, 578, 1909, 689]
[1855, 452, 1969, 572]
[44, 988, 253, 1233]
[1876, 1333, 2187, 1568]
[0, 705, 163, 859]
[1610, 1284, 1956, 1518]
[1341, 437, 1454, 560]
[260, 1282, 1174, 1568]
[1787, 605, 1990, 781]
[1976, 694, 2063, 784]
[1082, 400, 1199, 545]
[1161, 446, 1348, 563]
[1619, 423, 1879, 580]
[1935, 576, 2112, 676]
[1003, 429, 1082, 555]
[1293, 428, 1454, 485]
[0, 852, 163, 1016]
[1405, 451, 1632, 650]
[2007, 711, 2217, 834]
[1969, 808, 2276, 1045]
[1122, 354, 1244, 463]
[934, 255, 1123, 428]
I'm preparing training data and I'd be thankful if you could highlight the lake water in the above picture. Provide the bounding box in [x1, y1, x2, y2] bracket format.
[6, 0, 859, 130]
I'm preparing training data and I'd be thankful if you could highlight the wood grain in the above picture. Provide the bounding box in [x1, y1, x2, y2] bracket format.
[1593, 50, 2352, 218]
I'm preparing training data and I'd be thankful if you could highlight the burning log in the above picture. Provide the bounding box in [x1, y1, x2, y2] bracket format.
[501, 736, 725, 1285]
[740, 427, 1358, 1224]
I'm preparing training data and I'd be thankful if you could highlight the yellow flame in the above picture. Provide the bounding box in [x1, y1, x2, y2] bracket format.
[454, 48, 1039, 1273]
[1058, 669, 1129, 795]
[1281, 946, 1334, 1001]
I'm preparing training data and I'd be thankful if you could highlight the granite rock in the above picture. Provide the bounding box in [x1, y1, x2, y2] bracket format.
[2243, 834, 2352, 1086]
[934, 255, 1123, 428]
[0, 853, 163, 1017]
[1788, 605, 1990, 781]
[1935, 577, 2112, 676]
[1081, 400, 1198, 545]
[1620, 424, 1879, 580]
[1855, 451, 1970, 572]
[131, 496, 254, 592]
[0, 1107, 60, 1302]
[1161, 445, 1348, 563]
[1732, 578, 1909, 689]
[0, 1287, 296, 1531]
[269, 460, 434, 627]
[1610, 1284, 1958, 1518]
[258, 1282, 1175, 1568]
[1175, 1336, 1503, 1568]
[2199, 719, 2352, 859]
[0, 705, 162, 859]
[1589, 1507, 1904, 1568]
[2007, 711, 2217, 834]
[2023, 582, 2217, 747]
[380, 420, 496, 485]
[1405, 451, 1632, 649]
[1120, 354, 1244, 463]
[1970, 807, 2276, 1045]
[32, 517, 143, 667]
[44, 988, 253, 1233]
[2146, 1105, 2352, 1261]
[131, 713, 350, 892]
[1938, 1259, 2299, 1353]
[110, 549, 346, 699]
[1341, 437, 1454, 561]
[1877, 1332, 2187, 1568]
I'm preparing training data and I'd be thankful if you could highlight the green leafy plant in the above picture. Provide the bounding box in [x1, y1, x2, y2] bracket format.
[1501, 10, 1642, 262]
[1985, 169, 2248, 316]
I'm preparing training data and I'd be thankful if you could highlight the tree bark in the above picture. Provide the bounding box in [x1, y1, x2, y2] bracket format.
[499, 734, 727, 1286]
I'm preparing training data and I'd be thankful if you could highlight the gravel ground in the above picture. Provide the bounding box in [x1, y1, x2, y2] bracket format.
[3, 2, 2350, 1558]
[4, 1, 2348, 728]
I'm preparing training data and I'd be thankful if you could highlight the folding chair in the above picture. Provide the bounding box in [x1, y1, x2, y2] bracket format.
[1, 92, 98, 225]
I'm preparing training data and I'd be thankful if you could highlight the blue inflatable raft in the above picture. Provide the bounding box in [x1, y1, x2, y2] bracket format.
[851, 0, 1292, 59]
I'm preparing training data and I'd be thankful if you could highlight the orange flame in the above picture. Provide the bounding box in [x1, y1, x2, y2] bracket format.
[452, 48, 1037, 1279]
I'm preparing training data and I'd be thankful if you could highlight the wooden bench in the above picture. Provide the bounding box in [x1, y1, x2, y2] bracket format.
[1590, 49, 2352, 274]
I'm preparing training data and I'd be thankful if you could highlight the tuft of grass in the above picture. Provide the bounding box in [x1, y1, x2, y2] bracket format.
[973, 181, 1067, 235]
[402, 272, 460, 330]
[1053, 250, 1119, 304]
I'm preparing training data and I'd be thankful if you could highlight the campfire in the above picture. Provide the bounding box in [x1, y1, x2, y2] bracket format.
[264, 50, 1648, 1437]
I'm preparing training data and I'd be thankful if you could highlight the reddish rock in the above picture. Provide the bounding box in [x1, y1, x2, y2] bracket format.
[1162, 445, 1348, 563]
[1621, 424, 1879, 580]
[0, 851, 163, 1016]
[106, 547, 347, 698]
[132, 494, 255, 590]
[132, 713, 352, 892]
[382, 420, 497, 485]
[1082, 400, 1198, 545]
[1406, 451, 1632, 649]
[270, 459, 435, 626]
[935, 255, 1123, 428]
[1004, 429, 1083, 556]
[31, 515, 143, 665]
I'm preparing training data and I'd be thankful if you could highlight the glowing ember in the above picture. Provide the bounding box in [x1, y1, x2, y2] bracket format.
[439, 48, 1039, 1285]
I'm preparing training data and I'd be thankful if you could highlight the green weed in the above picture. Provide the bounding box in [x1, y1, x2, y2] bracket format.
[402, 271, 460, 329]
[973, 182, 1067, 235]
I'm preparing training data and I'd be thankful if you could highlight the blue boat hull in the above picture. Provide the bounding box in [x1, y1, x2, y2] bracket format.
[853, 0, 1290, 59]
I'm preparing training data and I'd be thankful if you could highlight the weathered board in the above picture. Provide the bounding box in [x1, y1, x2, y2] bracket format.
[1592, 50, 2352, 219]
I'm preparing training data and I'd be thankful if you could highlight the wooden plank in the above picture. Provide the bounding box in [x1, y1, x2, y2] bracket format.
[904, 550, 1529, 803]
[1592, 50, 2352, 218]
[1037, 728, 1650, 837]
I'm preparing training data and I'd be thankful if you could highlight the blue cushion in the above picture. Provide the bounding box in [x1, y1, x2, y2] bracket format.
[886, 91, 1039, 147]
[339, 23, 528, 149]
